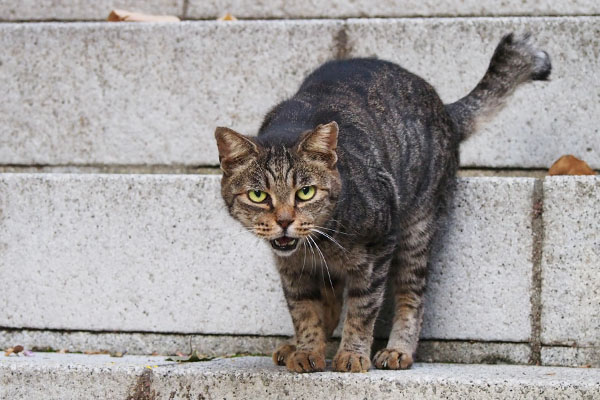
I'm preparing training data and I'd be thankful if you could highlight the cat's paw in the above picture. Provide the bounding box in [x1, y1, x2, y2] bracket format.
[332, 351, 370, 372]
[373, 348, 413, 370]
[285, 350, 325, 373]
[272, 344, 296, 366]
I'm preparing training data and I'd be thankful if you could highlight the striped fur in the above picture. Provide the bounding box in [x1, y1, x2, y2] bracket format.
[216, 34, 550, 372]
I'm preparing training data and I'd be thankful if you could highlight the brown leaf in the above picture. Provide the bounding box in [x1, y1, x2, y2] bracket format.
[217, 13, 238, 21]
[84, 350, 110, 355]
[108, 9, 180, 22]
[13, 345, 24, 354]
[548, 155, 596, 176]
[4, 348, 14, 357]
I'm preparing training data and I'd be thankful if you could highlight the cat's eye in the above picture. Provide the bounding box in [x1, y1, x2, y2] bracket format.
[248, 190, 268, 203]
[296, 186, 316, 201]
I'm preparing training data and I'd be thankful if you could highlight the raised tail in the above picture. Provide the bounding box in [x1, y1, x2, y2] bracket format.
[446, 33, 551, 141]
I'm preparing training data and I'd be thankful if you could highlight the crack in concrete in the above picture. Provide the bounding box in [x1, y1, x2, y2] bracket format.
[529, 179, 545, 365]
[127, 369, 156, 400]
[334, 23, 351, 59]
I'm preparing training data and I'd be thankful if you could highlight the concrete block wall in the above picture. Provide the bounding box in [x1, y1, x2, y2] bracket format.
[0, 174, 599, 367]
[1, 0, 599, 370]
[2, 1, 600, 20]
[1, 18, 599, 168]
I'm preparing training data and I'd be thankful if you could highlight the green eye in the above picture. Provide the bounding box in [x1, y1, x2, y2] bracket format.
[248, 190, 267, 203]
[296, 186, 316, 201]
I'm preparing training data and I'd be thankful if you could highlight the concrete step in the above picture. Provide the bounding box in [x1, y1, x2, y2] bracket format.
[2, 1, 599, 21]
[1, 354, 599, 399]
[0, 174, 598, 367]
[1, 17, 599, 169]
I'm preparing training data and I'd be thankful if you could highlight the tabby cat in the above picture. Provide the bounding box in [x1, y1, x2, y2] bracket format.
[215, 33, 550, 373]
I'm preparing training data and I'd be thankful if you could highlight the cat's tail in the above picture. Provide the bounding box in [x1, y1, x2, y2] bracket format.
[446, 33, 551, 141]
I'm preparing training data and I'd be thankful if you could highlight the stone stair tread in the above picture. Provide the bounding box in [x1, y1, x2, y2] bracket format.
[1, 354, 599, 399]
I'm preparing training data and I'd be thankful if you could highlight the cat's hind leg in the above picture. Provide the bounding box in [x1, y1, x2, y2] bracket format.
[373, 211, 434, 370]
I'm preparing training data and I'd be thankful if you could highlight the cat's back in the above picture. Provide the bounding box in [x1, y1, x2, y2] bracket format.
[298, 58, 428, 96]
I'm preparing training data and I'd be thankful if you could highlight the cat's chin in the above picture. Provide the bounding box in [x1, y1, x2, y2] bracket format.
[270, 236, 300, 257]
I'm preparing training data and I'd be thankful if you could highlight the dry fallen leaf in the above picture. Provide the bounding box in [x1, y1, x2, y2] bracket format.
[84, 350, 110, 355]
[57, 349, 68, 354]
[548, 155, 596, 176]
[4, 348, 14, 357]
[217, 13, 238, 21]
[108, 9, 180, 22]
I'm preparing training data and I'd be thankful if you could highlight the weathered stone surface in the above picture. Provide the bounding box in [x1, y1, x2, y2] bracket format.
[0, 1, 183, 21]
[0, 21, 341, 166]
[0, 329, 531, 364]
[542, 346, 600, 368]
[2, 355, 599, 400]
[421, 178, 535, 341]
[541, 176, 600, 347]
[1, 18, 599, 168]
[416, 341, 531, 365]
[2, 0, 599, 20]
[345, 17, 600, 169]
[187, 1, 600, 19]
[0, 175, 534, 343]
[0, 173, 291, 335]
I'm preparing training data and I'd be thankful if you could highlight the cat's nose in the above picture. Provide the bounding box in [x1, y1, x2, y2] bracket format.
[276, 219, 294, 229]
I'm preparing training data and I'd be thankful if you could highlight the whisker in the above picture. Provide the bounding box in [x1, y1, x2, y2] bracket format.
[305, 236, 317, 276]
[308, 234, 334, 295]
[312, 225, 353, 236]
[310, 228, 348, 253]
[299, 239, 307, 280]
[325, 218, 356, 235]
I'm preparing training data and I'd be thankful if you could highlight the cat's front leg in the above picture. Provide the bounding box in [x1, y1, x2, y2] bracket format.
[333, 256, 391, 372]
[275, 268, 330, 373]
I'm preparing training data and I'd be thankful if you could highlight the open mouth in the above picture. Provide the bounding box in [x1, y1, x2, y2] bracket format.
[270, 236, 299, 252]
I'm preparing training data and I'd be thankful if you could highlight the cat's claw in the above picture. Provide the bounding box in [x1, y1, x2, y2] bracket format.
[373, 348, 413, 370]
[285, 350, 325, 373]
[272, 344, 296, 366]
[332, 351, 370, 373]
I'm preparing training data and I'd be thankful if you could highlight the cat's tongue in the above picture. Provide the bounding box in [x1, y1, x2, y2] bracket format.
[277, 236, 293, 245]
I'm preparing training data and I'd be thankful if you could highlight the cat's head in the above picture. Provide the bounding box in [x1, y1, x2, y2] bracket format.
[215, 122, 342, 257]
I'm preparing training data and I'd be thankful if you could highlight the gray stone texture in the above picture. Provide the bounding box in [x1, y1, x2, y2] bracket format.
[542, 346, 600, 368]
[2, 0, 600, 20]
[188, 1, 600, 19]
[0, 173, 290, 335]
[0, 1, 184, 21]
[345, 17, 600, 169]
[415, 341, 531, 365]
[2, 355, 599, 400]
[421, 178, 535, 341]
[0, 174, 535, 343]
[0, 329, 531, 364]
[0, 21, 342, 166]
[541, 177, 600, 347]
[1, 18, 599, 169]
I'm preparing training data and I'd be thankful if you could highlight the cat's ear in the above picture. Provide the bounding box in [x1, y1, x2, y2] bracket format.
[297, 121, 338, 168]
[215, 127, 258, 175]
